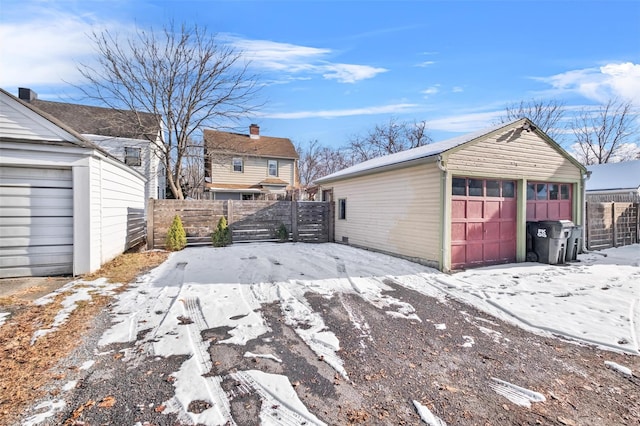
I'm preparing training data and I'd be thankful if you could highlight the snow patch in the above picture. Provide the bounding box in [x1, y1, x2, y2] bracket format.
[244, 351, 283, 363]
[605, 360, 633, 376]
[490, 378, 546, 407]
[22, 399, 66, 426]
[0, 312, 9, 327]
[412, 400, 447, 426]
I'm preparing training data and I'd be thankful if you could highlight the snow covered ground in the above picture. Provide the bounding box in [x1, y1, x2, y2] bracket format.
[15, 242, 640, 425]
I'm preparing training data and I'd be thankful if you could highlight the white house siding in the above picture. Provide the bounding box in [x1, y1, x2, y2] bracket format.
[330, 162, 442, 267]
[86, 134, 163, 201]
[95, 158, 145, 265]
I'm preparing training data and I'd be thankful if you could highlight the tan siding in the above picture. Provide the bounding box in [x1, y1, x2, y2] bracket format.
[330, 163, 442, 266]
[446, 131, 582, 181]
[211, 155, 295, 186]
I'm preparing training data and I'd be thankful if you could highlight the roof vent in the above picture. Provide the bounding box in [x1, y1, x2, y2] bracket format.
[249, 123, 260, 140]
[18, 87, 38, 102]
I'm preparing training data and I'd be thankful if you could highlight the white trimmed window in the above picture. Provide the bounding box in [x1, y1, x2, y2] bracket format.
[268, 159, 278, 177]
[124, 147, 142, 166]
[232, 157, 243, 173]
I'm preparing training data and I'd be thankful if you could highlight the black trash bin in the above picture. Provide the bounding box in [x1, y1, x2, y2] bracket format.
[565, 224, 583, 262]
[530, 220, 573, 264]
[526, 221, 539, 262]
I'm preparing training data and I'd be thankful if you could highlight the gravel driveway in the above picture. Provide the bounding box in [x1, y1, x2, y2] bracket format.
[16, 243, 640, 425]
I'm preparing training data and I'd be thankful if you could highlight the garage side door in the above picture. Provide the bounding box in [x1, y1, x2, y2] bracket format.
[0, 166, 73, 278]
[451, 178, 517, 269]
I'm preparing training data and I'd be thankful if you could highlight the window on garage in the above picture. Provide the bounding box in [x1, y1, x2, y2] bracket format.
[526, 182, 572, 220]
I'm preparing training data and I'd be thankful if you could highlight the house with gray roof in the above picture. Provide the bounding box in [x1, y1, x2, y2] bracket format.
[17, 88, 166, 201]
[586, 160, 640, 203]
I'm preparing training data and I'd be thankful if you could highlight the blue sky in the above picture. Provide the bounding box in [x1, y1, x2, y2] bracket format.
[1, 0, 639, 148]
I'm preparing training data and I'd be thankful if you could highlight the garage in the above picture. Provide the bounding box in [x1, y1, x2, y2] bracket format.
[316, 118, 587, 272]
[1, 88, 146, 278]
[0, 166, 73, 278]
[450, 177, 517, 269]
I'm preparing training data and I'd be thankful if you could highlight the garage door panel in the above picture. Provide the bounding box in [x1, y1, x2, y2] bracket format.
[451, 200, 467, 219]
[484, 201, 500, 219]
[467, 222, 484, 240]
[0, 166, 73, 278]
[500, 221, 516, 239]
[484, 221, 500, 238]
[451, 222, 466, 241]
[483, 242, 500, 262]
[502, 201, 516, 219]
[466, 243, 484, 263]
[467, 201, 484, 219]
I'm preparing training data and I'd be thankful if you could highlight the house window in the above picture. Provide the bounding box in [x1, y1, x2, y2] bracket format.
[232, 158, 243, 173]
[338, 198, 347, 220]
[124, 147, 141, 166]
[268, 160, 278, 177]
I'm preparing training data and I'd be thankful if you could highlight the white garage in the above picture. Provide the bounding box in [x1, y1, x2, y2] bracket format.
[0, 88, 146, 278]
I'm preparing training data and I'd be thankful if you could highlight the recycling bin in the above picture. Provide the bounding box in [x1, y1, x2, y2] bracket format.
[530, 220, 573, 265]
[565, 224, 583, 262]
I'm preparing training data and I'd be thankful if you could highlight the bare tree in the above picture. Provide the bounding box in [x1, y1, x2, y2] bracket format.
[500, 98, 566, 141]
[296, 140, 353, 186]
[571, 99, 639, 165]
[181, 138, 205, 198]
[347, 117, 432, 163]
[76, 21, 261, 199]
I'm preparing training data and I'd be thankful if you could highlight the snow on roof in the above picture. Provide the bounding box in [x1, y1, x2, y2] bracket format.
[586, 160, 640, 192]
[315, 119, 523, 183]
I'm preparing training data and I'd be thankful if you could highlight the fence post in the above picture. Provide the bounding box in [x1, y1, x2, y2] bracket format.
[328, 201, 335, 242]
[611, 202, 617, 247]
[291, 201, 298, 242]
[635, 203, 640, 244]
[227, 200, 234, 225]
[147, 198, 155, 250]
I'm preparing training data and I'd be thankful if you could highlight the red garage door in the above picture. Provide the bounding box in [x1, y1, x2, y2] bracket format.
[526, 182, 572, 221]
[451, 178, 517, 269]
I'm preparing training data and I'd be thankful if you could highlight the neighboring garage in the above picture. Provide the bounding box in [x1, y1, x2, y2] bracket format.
[315, 118, 587, 271]
[0, 88, 146, 278]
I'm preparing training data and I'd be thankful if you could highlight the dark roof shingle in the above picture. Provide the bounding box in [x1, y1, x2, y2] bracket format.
[29, 99, 160, 140]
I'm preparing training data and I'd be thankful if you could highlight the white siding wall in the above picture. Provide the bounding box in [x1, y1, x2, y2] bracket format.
[86, 134, 162, 201]
[329, 162, 442, 267]
[93, 158, 145, 266]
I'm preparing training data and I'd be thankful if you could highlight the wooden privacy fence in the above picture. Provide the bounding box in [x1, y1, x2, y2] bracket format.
[586, 201, 639, 250]
[147, 199, 332, 249]
[125, 207, 146, 250]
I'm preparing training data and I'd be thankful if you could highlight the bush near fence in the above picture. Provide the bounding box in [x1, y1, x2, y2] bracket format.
[147, 199, 332, 249]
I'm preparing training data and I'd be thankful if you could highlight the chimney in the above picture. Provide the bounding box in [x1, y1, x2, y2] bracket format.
[18, 87, 38, 102]
[249, 123, 260, 140]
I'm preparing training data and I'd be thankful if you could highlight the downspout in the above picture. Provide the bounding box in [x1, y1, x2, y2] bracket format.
[437, 155, 449, 271]
[581, 170, 592, 253]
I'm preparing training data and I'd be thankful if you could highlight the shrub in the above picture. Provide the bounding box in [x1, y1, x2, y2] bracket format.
[165, 215, 187, 251]
[276, 223, 289, 242]
[212, 216, 232, 247]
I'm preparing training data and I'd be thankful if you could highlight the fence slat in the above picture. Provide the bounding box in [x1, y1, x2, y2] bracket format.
[149, 200, 331, 248]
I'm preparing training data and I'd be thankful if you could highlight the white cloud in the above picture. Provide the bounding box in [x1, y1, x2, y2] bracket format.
[421, 85, 440, 98]
[535, 62, 640, 105]
[452, 86, 464, 93]
[259, 103, 419, 119]
[229, 37, 387, 84]
[428, 110, 505, 133]
[416, 61, 436, 67]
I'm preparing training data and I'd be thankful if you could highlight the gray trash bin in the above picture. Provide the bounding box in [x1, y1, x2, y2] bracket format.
[531, 220, 573, 264]
[565, 224, 583, 262]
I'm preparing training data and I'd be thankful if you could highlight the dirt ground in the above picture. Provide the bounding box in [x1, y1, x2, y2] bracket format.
[9, 266, 640, 425]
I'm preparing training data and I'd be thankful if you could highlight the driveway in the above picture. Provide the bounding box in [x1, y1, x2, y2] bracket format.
[17, 243, 640, 425]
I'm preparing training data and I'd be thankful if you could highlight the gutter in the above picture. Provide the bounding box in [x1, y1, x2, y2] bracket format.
[437, 155, 449, 271]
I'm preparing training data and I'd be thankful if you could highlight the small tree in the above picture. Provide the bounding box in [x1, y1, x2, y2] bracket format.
[165, 215, 187, 251]
[212, 216, 232, 247]
[276, 223, 289, 242]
